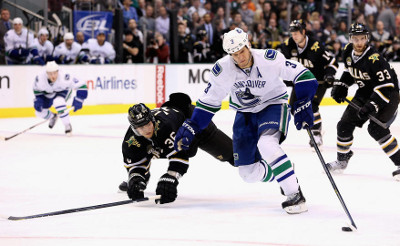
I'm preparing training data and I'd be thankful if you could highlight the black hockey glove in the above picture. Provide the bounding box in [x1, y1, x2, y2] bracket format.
[358, 101, 379, 120]
[127, 173, 147, 200]
[156, 173, 179, 204]
[323, 74, 335, 87]
[331, 81, 349, 103]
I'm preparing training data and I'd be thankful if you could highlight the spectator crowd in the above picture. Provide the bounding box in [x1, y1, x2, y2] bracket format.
[1, 0, 400, 65]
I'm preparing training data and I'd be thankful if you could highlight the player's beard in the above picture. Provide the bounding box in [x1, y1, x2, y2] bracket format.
[353, 44, 366, 56]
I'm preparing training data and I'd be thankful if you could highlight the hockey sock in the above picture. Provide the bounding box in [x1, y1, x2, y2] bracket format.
[54, 104, 70, 127]
[313, 112, 322, 128]
[337, 136, 353, 156]
[261, 160, 274, 182]
[379, 135, 400, 165]
[35, 109, 51, 119]
[238, 160, 273, 183]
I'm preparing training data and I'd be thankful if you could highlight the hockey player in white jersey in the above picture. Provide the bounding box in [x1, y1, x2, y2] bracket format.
[4, 17, 44, 65]
[53, 32, 85, 64]
[81, 31, 115, 64]
[31, 28, 54, 64]
[33, 61, 88, 135]
[174, 28, 318, 214]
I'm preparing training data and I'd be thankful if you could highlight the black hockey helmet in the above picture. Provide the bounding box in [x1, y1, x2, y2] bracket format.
[127, 103, 155, 129]
[196, 29, 208, 40]
[349, 22, 369, 36]
[289, 19, 306, 33]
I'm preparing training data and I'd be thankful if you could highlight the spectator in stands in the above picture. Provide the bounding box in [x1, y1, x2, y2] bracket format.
[53, 32, 84, 64]
[371, 20, 393, 54]
[197, 13, 214, 46]
[122, 30, 144, 63]
[377, 2, 397, 36]
[155, 5, 170, 41]
[177, 22, 194, 63]
[145, 32, 169, 63]
[0, 8, 12, 64]
[336, 20, 349, 47]
[187, 0, 207, 20]
[4, 17, 43, 65]
[212, 6, 227, 31]
[136, 0, 146, 18]
[82, 31, 116, 64]
[311, 20, 327, 44]
[364, 0, 378, 18]
[75, 31, 85, 45]
[189, 11, 204, 38]
[138, 4, 156, 37]
[127, 18, 143, 44]
[122, 0, 139, 29]
[231, 12, 243, 27]
[265, 17, 281, 45]
[212, 19, 225, 60]
[32, 28, 54, 63]
[238, 1, 254, 27]
[385, 38, 400, 62]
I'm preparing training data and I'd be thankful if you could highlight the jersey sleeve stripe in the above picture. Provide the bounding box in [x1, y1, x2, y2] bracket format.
[197, 100, 221, 113]
[169, 157, 189, 165]
[294, 70, 316, 84]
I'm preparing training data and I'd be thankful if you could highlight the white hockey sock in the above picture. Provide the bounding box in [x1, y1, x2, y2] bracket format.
[35, 109, 52, 119]
[238, 160, 273, 183]
[258, 130, 299, 195]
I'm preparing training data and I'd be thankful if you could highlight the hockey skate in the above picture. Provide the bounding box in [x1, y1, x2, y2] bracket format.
[48, 113, 58, 129]
[282, 188, 307, 214]
[393, 167, 400, 181]
[326, 151, 353, 174]
[65, 124, 72, 136]
[119, 181, 128, 192]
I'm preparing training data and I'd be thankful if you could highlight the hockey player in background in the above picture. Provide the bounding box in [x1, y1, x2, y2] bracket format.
[174, 28, 318, 214]
[31, 27, 54, 64]
[4, 17, 44, 65]
[120, 93, 234, 204]
[328, 23, 400, 181]
[81, 31, 115, 64]
[53, 32, 84, 64]
[33, 61, 88, 135]
[281, 19, 338, 148]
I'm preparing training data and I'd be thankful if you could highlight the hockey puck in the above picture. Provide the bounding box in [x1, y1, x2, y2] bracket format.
[341, 226, 352, 232]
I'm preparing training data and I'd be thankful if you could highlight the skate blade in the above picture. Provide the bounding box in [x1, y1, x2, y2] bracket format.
[65, 132, 72, 137]
[284, 202, 308, 214]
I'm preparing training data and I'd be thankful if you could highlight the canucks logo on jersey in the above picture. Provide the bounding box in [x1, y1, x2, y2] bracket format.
[235, 87, 261, 106]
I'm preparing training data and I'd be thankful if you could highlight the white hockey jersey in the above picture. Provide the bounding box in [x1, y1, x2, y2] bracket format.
[197, 49, 315, 113]
[4, 28, 35, 63]
[53, 41, 82, 64]
[32, 38, 54, 58]
[33, 69, 86, 99]
[82, 38, 116, 62]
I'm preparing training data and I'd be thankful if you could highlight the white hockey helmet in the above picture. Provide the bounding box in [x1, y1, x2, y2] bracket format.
[222, 27, 250, 54]
[64, 32, 74, 40]
[46, 61, 59, 73]
[38, 28, 49, 36]
[13, 17, 23, 25]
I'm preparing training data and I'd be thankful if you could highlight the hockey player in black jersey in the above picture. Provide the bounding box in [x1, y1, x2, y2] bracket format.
[281, 19, 338, 147]
[329, 23, 400, 181]
[120, 93, 234, 204]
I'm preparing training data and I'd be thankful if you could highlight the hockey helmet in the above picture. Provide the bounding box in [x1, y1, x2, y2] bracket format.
[196, 29, 208, 41]
[45, 61, 59, 73]
[38, 28, 49, 37]
[64, 32, 74, 40]
[13, 17, 23, 25]
[127, 103, 155, 129]
[289, 19, 306, 33]
[349, 22, 369, 36]
[223, 27, 250, 54]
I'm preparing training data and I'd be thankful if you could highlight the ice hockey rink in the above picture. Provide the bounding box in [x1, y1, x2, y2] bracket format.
[0, 105, 400, 246]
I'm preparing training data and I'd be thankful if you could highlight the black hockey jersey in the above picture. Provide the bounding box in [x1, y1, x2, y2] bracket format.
[340, 43, 399, 109]
[122, 106, 189, 178]
[281, 36, 338, 81]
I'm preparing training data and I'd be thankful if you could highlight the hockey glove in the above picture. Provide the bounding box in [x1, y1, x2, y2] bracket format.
[174, 120, 200, 151]
[293, 99, 314, 130]
[331, 81, 348, 103]
[127, 173, 146, 200]
[34, 96, 45, 112]
[32, 56, 45, 65]
[72, 97, 84, 112]
[323, 74, 335, 87]
[156, 173, 179, 204]
[358, 101, 379, 120]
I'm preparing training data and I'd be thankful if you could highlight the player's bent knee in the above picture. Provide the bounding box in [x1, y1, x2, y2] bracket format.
[238, 163, 261, 183]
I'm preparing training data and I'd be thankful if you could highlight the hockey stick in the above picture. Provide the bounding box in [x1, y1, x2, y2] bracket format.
[344, 98, 390, 129]
[1, 107, 74, 141]
[306, 125, 357, 231]
[7, 195, 161, 221]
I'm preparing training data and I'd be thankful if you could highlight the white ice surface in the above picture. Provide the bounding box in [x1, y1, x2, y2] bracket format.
[1, 106, 400, 246]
